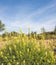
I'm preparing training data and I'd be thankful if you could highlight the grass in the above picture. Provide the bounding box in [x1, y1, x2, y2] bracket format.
[0, 33, 56, 65]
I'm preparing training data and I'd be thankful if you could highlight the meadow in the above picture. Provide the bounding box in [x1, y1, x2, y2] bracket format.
[0, 31, 56, 65]
[0, 0, 56, 64]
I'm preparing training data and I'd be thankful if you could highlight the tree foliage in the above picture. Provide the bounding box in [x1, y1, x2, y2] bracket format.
[0, 20, 5, 32]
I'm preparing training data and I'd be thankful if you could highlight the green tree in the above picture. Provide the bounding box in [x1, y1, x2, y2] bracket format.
[0, 20, 5, 32]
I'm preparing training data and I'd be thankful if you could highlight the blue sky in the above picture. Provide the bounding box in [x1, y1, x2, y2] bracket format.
[0, 0, 56, 33]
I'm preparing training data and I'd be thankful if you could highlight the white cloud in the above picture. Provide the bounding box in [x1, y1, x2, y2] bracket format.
[0, 0, 56, 33]
[27, 2, 56, 19]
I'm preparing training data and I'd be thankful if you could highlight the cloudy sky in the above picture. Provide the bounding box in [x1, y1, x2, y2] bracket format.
[0, 0, 56, 33]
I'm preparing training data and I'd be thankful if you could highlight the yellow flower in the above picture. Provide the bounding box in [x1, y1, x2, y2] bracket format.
[0, 51, 3, 55]
[27, 48, 29, 52]
[16, 62, 19, 65]
[22, 38, 25, 43]
[16, 39, 19, 43]
[51, 51, 54, 58]
[1, 55, 3, 57]
[5, 56, 7, 59]
[45, 51, 47, 56]
[1, 63, 4, 65]
[38, 47, 40, 52]
[20, 51, 21, 54]
[13, 55, 15, 59]
[9, 47, 11, 51]
[23, 60, 25, 65]
[47, 60, 50, 63]
[13, 44, 16, 49]
[7, 62, 11, 65]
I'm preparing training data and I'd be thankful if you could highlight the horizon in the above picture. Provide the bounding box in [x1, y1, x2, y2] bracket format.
[0, 0, 56, 34]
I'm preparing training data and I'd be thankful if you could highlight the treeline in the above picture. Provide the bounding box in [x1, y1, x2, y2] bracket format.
[1, 30, 56, 40]
[0, 20, 56, 40]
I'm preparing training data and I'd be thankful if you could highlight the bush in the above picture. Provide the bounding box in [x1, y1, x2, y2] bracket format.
[0, 36, 55, 65]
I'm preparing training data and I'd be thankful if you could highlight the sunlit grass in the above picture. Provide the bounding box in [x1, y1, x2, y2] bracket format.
[0, 31, 56, 65]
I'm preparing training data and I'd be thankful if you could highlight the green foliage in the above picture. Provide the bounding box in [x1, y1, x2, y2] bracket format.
[0, 20, 5, 32]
